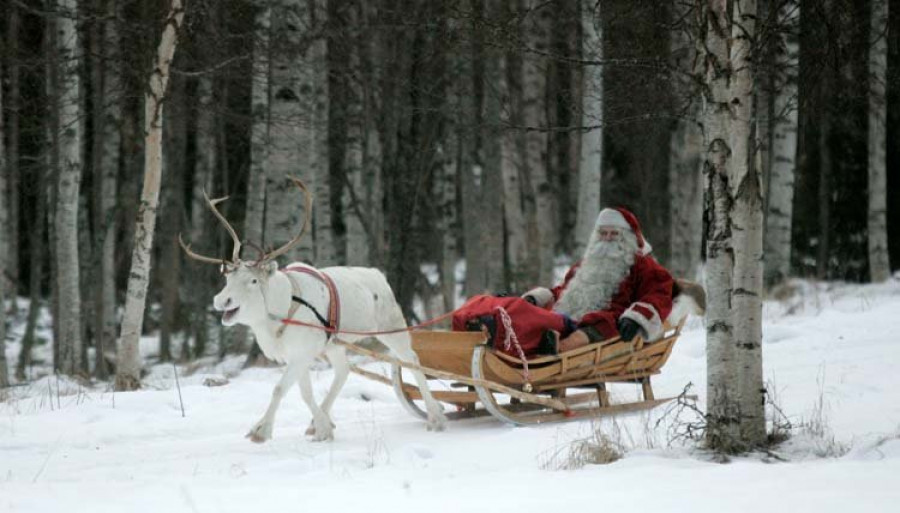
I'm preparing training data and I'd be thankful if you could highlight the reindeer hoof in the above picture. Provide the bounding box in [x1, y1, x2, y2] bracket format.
[426, 413, 448, 432]
[246, 421, 273, 443]
[305, 419, 336, 437]
[307, 418, 335, 441]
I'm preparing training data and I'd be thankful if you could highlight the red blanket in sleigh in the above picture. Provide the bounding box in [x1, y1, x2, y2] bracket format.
[451, 295, 579, 359]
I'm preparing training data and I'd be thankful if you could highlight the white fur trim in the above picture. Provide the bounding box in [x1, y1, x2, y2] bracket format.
[665, 294, 700, 327]
[523, 287, 554, 307]
[621, 301, 664, 341]
[595, 209, 632, 231]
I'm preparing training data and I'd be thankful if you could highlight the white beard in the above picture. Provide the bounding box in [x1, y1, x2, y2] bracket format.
[553, 231, 638, 320]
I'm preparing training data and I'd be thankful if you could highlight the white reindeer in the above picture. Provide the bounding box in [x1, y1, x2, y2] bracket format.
[180, 177, 447, 442]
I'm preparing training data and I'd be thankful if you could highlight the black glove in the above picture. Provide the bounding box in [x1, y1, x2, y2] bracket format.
[523, 295, 537, 305]
[617, 318, 642, 342]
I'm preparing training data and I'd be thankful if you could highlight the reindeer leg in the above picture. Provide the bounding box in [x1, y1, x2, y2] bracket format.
[247, 358, 307, 443]
[304, 342, 347, 437]
[297, 365, 334, 442]
[379, 332, 447, 432]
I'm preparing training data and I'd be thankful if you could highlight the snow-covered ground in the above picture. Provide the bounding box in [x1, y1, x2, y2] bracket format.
[3, 278, 900, 513]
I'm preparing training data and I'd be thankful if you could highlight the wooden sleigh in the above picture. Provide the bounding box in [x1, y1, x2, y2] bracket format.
[338, 313, 696, 426]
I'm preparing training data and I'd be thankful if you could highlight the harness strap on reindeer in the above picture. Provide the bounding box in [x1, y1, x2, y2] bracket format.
[274, 265, 341, 338]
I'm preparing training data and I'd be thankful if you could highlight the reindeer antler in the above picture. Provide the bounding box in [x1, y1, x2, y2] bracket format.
[179, 190, 244, 265]
[178, 233, 225, 265]
[259, 176, 313, 264]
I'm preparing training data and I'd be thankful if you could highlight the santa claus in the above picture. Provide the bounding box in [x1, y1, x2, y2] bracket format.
[451, 207, 674, 358]
[523, 207, 674, 354]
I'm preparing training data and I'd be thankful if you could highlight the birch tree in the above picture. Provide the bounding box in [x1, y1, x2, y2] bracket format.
[703, 0, 766, 453]
[574, 0, 603, 259]
[668, 4, 704, 280]
[867, 0, 890, 283]
[54, 0, 84, 376]
[763, 0, 800, 287]
[264, 0, 316, 262]
[116, 0, 186, 391]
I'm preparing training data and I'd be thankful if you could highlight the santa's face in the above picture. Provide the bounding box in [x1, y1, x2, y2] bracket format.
[587, 226, 633, 261]
[553, 226, 637, 319]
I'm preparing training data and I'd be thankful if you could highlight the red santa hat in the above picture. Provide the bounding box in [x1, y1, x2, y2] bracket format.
[594, 207, 653, 255]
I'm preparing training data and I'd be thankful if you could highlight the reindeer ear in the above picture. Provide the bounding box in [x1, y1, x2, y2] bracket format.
[263, 261, 279, 276]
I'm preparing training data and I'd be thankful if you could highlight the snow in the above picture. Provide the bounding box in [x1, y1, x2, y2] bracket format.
[3, 279, 900, 513]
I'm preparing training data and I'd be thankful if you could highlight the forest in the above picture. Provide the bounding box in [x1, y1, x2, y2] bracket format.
[0, 0, 898, 423]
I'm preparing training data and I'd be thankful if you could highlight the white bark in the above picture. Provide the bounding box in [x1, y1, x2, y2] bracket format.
[265, 0, 315, 262]
[575, 0, 603, 259]
[521, 1, 554, 286]
[729, 0, 765, 446]
[764, 0, 800, 287]
[704, 0, 765, 452]
[116, 0, 185, 391]
[54, 0, 83, 376]
[668, 3, 703, 280]
[867, 0, 890, 283]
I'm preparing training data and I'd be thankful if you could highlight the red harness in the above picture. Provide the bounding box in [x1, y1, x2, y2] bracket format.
[282, 265, 341, 331]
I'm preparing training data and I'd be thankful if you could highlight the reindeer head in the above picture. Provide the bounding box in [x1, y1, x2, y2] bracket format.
[179, 177, 312, 326]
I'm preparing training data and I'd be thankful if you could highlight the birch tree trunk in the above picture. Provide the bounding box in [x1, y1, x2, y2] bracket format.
[265, 0, 315, 262]
[92, 0, 122, 378]
[764, 0, 800, 287]
[668, 3, 704, 280]
[521, 1, 554, 286]
[704, 0, 766, 453]
[867, 0, 890, 283]
[728, 0, 765, 447]
[54, 0, 84, 376]
[575, 0, 603, 259]
[116, 0, 185, 391]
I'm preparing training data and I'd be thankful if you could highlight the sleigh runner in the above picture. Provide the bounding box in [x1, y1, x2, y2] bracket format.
[340, 313, 694, 426]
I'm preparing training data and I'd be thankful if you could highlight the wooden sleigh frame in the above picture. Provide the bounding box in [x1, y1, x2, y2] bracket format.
[337, 317, 690, 426]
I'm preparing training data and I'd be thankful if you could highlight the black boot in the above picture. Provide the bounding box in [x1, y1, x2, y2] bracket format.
[536, 330, 559, 356]
[465, 315, 498, 348]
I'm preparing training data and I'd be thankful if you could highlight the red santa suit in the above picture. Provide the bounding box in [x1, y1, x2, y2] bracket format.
[452, 207, 674, 359]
